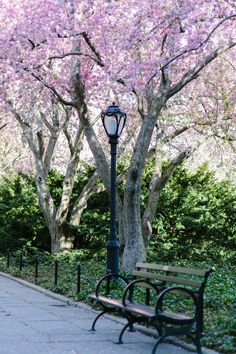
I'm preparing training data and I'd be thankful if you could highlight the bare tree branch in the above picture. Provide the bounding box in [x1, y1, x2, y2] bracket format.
[0, 123, 7, 131]
[40, 112, 54, 132]
[167, 42, 236, 99]
[81, 32, 104, 65]
[163, 125, 192, 143]
[31, 72, 76, 108]
[70, 171, 100, 225]
[61, 107, 74, 155]
[147, 14, 236, 84]
[49, 51, 104, 67]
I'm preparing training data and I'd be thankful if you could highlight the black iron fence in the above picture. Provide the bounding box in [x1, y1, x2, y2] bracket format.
[2, 249, 81, 294]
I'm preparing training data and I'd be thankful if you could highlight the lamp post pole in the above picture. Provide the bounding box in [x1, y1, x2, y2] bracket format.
[101, 103, 126, 275]
[107, 135, 119, 275]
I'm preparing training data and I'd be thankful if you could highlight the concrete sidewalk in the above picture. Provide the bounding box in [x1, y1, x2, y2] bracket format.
[0, 273, 215, 354]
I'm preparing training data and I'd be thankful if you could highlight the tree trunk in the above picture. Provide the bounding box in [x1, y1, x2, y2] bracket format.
[51, 224, 74, 253]
[122, 179, 146, 271]
[70, 171, 101, 225]
[142, 138, 163, 248]
[121, 104, 164, 271]
[142, 147, 192, 246]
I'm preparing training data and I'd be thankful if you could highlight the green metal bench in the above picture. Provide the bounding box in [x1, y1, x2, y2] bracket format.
[90, 262, 213, 354]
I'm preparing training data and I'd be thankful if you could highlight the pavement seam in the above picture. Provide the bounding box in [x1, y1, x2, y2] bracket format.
[0, 271, 220, 354]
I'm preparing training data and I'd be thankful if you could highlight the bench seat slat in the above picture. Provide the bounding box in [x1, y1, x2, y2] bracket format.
[135, 262, 208, 276]
[90, 295, 123, 308]
[132, 270, 202, 287]
[90, 295, 156, 318]
[90, 295, 193, 323]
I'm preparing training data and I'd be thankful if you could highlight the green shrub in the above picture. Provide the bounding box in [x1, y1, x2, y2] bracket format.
[148, 164, 236, 265]
[1, 163, 235, 266]
[0, 173, 49, 252]
[0, 167, 109, 253]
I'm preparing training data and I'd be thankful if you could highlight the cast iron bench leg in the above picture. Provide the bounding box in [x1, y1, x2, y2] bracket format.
[90, 310, 108, 331]
[194, 337, 202, 354]
[117, 320, 135, 344]
[152, 334, 168, 354]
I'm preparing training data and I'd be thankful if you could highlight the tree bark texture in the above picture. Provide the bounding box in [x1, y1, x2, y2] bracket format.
[122, 98, 166, 271]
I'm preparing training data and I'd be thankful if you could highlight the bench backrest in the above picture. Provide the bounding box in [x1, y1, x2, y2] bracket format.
[132, 262, 213, 291]
[131, 262, 213, 333]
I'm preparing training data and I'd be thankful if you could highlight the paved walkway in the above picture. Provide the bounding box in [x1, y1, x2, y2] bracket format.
[0, 273, 214, 354]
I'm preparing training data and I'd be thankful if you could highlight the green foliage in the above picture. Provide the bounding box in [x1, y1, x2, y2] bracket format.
[0, 166, 109, 253]
[46, 169, 64, 207]
[50, 164, 110, 251]
[204, 265, 236, 353]
[0, 173, 50, 252]
[75, 208, 109, 249]
[1, 162, 235, 266]
[148, 163, 236, 265]
[0, 162, 235, 267]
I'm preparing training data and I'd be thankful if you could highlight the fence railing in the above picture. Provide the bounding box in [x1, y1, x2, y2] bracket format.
[2, 249, 81, 294]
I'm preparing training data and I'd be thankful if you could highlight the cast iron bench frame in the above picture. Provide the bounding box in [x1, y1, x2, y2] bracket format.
[90, 262, 213, 354]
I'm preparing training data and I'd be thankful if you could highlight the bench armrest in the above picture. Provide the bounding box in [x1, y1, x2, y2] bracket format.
[155, 286, 198, 315]
[122, 279, 160, 306]
[95, 273, 129, 297]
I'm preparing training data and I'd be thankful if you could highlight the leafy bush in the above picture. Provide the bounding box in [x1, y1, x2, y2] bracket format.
[204, 265, 236, 353]
[0, 173, 50, 252]
[0, 167, 110, 253]
[1, 163, 235, 266]
[148, 164, 236, 265]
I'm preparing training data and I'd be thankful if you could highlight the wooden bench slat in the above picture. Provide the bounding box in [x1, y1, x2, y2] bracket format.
[131, 281, 157, 289]
[90, 295, 123, 308]
[132, 270, 202, 287]
[135, 262, 208, 276]
[90, 295, 193, 323]
[90, 295, 156, 318]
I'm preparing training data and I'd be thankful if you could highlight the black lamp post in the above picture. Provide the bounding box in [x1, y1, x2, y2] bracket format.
[101, 102, 127, 275]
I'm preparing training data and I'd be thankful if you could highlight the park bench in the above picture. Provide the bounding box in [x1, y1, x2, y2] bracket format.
[90, 262, 213, 354]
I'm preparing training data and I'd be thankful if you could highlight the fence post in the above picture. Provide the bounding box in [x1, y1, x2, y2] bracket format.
[54, 259, 58, 286]
[77, 262, 81, 293]
[19, 252, 23, 271]
[7, 249, 10, 268]
[35, 255, 39, 281]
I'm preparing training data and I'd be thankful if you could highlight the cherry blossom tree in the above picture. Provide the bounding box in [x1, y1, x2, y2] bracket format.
[4, 85, 106, 253]
[0, 0, 101, 253]
[0, 0, 235, 269]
